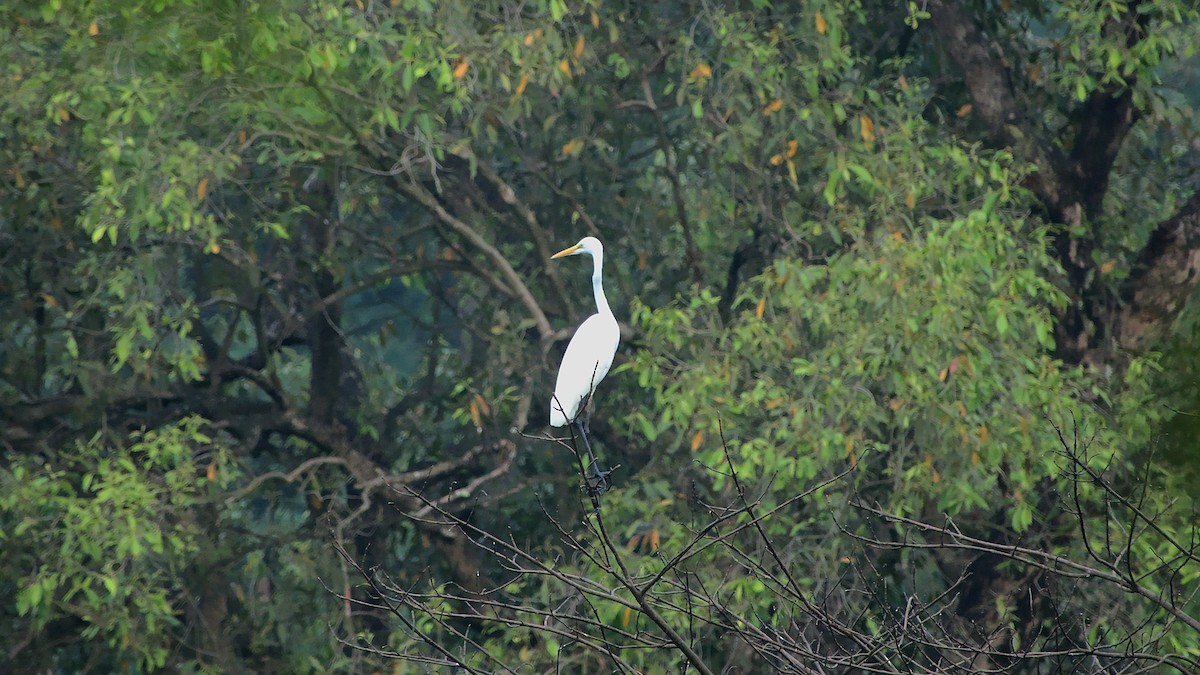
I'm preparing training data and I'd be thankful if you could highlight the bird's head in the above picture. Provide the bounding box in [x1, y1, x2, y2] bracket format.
[551, 236, 603, 259]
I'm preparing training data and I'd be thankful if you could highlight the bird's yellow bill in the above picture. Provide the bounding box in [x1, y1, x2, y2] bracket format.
[551, 243, 582, 259]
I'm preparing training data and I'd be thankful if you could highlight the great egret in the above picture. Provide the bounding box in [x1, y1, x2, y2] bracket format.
[549, 236, 620, 492]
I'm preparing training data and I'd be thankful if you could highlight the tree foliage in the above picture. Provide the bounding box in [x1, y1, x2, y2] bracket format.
[2, 0, 1200, 672]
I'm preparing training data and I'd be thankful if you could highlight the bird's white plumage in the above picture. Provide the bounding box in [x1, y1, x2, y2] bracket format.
[550, 312, 620, 426]
[548, 236, 620, 428]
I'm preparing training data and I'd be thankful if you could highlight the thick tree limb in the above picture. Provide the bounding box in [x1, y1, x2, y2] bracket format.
[926, 1, 1072, 221]
[1117, 191, 1200, 352]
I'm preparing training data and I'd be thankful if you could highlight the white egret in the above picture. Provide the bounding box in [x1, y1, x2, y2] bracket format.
[549, 236, 620, 491]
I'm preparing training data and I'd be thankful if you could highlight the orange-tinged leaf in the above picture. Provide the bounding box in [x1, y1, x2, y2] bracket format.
[590, 10, 599, 28]
[690, 63, 712, 79]
[932, 469, 940, 483]
[889, 398, 903, 411]
[57, 107, 70, 122]
[859, 114, 875, 143]
[786, 139, 798, 158]
[88, 21, 99, 36]
[516, 73, 529, 95]
[197, 177, 209, 200]
[207, 463, 217, 482]
[840, 556, 851, 564]
[622, 607, 632, 627]
[690, 431, 704, 452]
[574, 36, 585, 58]
[453, 60, 469, 78]
[905, 191, 915, 209]
[891, 230, 904, 243]
[769, 153, 785, 166]
[755, 297, 766, 319]
[40, 293, 57, 307]
[898, 73, 909, 91]
[765, 396, 783, 410]
[938, 367, 949, 382]
[558, 59, 571, 77]
[561, 137, 583, 157]
[815, 10, 827, 34]
[637, 252, 648, 269]
[469, 397, 481, 428]
[762, 99, 782, 115]
[957, 401, 968, 417]
[50, 216, 63, 230]
[971, 451, 981, 465]
[238, 129, 247, 145]
[473, 392, 490, 416]
[1027, 64, 1041, 83]
[209, 242, 220, 254]
[977, 425, 989, 443]
[626, 533, 641, 551]
[957, 103, 973, 118]
[948, 356, 962, 376]
[649, 528, 660, 551]
[1100, 259, 1117, 274]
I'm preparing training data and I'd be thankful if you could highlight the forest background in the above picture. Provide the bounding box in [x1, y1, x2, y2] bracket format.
[3, 0, 1200, 672]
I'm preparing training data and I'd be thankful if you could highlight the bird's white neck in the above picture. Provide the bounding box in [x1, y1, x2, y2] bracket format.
[590, 248, 612, 319]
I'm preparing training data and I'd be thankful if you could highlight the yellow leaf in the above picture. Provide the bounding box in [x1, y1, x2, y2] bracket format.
[690, 63, 712, 79]
[515, 74, 529, 96]
[197, 177, 209, 200]
[474, 392, 490, 416]
[840, 556, 851, 564]
[88, 21, 99, 36]
[859, 114, 875, 143]
[1100, 259, 1117, 274]
[957, 103, 973, 118]
[762, 99, 782, 115]
[787, 158, 797, 186]
[938, 367, 948, 383]
[769, 153, 785, 166]
[558, 59, 571, 77]
[755, 297, 766, 319]
[905, 191, 915, 209]
[590, 10, 599, 28]
[622, 607, 632, 627]
[690, 431, 704, 452]
[815, 10, 827, 34]
[561, 137, 583, 157]
[57, 107, 70, 122]
[469, 397, 481, 428]
[574, 36, 585, 59]
[453, 60, 469, 78]
[786, 139, 798, 158]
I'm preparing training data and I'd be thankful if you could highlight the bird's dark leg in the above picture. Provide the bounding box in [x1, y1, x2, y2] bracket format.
[576, 399, 611, 496]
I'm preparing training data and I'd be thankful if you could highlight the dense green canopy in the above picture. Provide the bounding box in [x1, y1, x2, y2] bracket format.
[3, 0, 1200, 672]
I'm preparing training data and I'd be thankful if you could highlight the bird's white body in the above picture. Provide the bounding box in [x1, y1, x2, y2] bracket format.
[549, 237, 620, 428]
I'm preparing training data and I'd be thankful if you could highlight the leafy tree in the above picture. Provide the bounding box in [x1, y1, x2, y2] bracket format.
[1, 0, 1199, 672]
